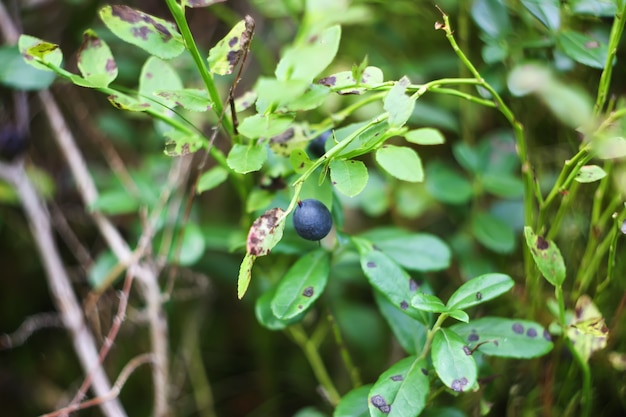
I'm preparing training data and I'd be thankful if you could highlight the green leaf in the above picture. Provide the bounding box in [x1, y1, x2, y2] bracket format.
[523, 226, 566, 286]
[567, 295, 609, 362]
[411, 292, 448, 313]
[425, 162, 473, 205]
[404, 128, 445, 145]
[446, 273, 514, 310]
[557, 30, 608, 69]
[255, 285, 305, 330]
[246, 188, 274, 213]
[89, 190, 139, 214]
[431, 328, 477, 392]
[207, 16, 254, 75]
[452, 142, 480, 174]
[451, 317, 554, 358]
[376, 145, 424, 182]
[360, 228, 451, 272]
[336, 119, 390, 158]
[77, 29, 117, 88]
[318, 66, 384, 95]
[471, 212, 516, 253]
[355, 237, 423, 321]
[481, 173, 524, 198]
[163, 131, 205, 156]
[227, 143, 268, 174]
[0, 45, 55, 90]
[88, 251, 122, 289]
[237, 252, 256, 299]
[290, 149, 314, 174]
[521, 0, 560, 31]
[18, 34, 63, 71]
[238, 113, 294, 139]
[284, 84, 331, 111]
[471, 0, 511, 38]
[448, 310, 470, 323]
[592, 136, 626, 159]
[107, 92, 151, 112]
[570, 0, 617, 16]
[271, 249, 330, 319]
[175, 222, 206, 266]
[275, 25, 341, 82]
[334, 385, 371, 417]
[255, 77, 310, 113]
[374, 291, 429, 355]
[197, 166, 229, 193]
[575, 165, 607, 183]
[139, 57, 184, 109]
[367, 356, 429, 417]
[384, 76, 415, 128]
[155, 89, 213, 112]
[99, 5, 184, 59]
[246, 207, 286, 256]
[329, 159, 369, 197]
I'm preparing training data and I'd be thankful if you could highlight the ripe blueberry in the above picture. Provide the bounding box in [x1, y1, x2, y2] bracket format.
[293, 199, 332, 241]
[0, 124, 28, 161]
[307, 130, 331, 159]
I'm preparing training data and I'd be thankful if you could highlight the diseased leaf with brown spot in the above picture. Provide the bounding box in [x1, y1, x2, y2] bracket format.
[183, 0, 227, 8]
[523, 226, 566, 286]
[163, 131, 205, 157]
[77, 29, 117, 88]
[18, 34, 63, 72]
[207, 16, 255, 75]
[155, 88, 213, 112]
[318, 66, 384, 95]
[567, 295, 609, 362]
[246, 207, 286, 256]
[99, 5, 184, 59]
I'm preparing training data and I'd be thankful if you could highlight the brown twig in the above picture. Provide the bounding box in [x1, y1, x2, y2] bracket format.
[0, 312, 63, 350]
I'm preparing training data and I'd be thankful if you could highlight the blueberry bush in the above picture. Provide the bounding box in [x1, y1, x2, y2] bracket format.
[1, 0, 626, 416]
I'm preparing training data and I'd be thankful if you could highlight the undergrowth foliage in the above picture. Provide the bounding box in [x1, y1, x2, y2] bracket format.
[3, 0, 626, 416]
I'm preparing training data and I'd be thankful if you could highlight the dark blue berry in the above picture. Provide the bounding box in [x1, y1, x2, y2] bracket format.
[293, 199, 332, 241]
[0, 124, 28, 161]
[307, 130, 331, 159]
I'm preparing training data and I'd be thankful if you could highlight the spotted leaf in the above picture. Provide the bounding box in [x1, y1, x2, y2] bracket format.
[77, 29, 117, 88]
[524, 227, 566, 286]
[431, 328, 477, 393]
[207, 16, 255, 75]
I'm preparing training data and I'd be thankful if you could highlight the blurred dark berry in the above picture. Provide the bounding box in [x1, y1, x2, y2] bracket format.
[0, 124, 28, 161]
[293, 198, 333, 241]
[307, 130, 332, 159]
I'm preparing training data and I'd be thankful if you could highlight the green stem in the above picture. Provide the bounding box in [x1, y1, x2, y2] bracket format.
[597, 211, 625, 292]
[594, 2, 626, 114]
[164, 0, 233, 135]
[567, 339, 592, 417]
[417, 313, 448, 361]
[287, 325, 341, 405]
[328, 312, 362, 388]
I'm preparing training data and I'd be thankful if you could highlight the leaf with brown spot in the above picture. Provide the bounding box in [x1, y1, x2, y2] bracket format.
[567, 295, 609, 362]
[523, 226, 566, 286]
[77, 29, 117, 88]
[99, 5, 184, 59]
[246, 208, 286, 256]
[207, 16, 255, 75]
[18, 34, 63, 72]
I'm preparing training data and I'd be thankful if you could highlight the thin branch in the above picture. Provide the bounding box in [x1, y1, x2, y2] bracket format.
[0, 312, 63, 350]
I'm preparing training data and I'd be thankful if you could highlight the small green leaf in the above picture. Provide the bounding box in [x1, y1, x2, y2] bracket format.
[238, 114, 294, 139]
[570, 0, 617, 16]
[425, 162, 473, 205]
[155, 89, 213, 112]
[77, 29, 117, 88]
[471, 0, 512, 38]
[376, 145, 424, 182]
[246, 188, 274, 213]
[523, 226, 566, 286]
[384, 76, 415, 128]
[521, 0, 560, 31]
[411, 293, 448, 313]
[139, 57, 183, 109]
[557, 30, 608, 69]
[318, 66, 384, 95]
[255, 285, 305, 330]
[107, 93, 151, 112]
[575, 165, 607, 183]
[431, 328, 477, 392]
[481, 174, 524, 198]
[208, 16, 255, 75]
[89, 190, 139, 215]
[284, 84, 331, 111]
[452, 142, 480, 174]
[88, 251, 121, 289]
[471, 212, 516, 253]
[255, 77, 310, 113]
[329, 159, 369, 197]
[355, 237, 423, 321]
[446, 273, 514, 310]
[334, 385, 371, 417]
[290, 149, 313, 174]
[175, 222, 206, 266]
[275, 25, 341, 82]
[336, 119, 390, 158]
[271, 249, 330, 319]
[367, 357, 429, 417]
[451, 317, 554, 358]
[404, 128, 445, 145]
[237, 252, 256, 299]
[99, 5, 184, 59]
[246, 207, 286, 256]
[448, 310, 470, 323]
[227, 143, 268, 174]
[197, 166, 229, 193]
[163, 131, 205, 156]
[567, 295, 609, 362]
[592, 136, 626, 159]
[0, 45, 55, 90]
[18, 34, 63, 71]
[374, 291, 429, 355]
[360, 228, 451, 272]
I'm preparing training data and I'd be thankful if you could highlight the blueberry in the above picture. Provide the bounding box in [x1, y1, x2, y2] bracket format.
[293, 199, 332, 241]
[307, 130, 331, 159]
[0, 124, 28, 161]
